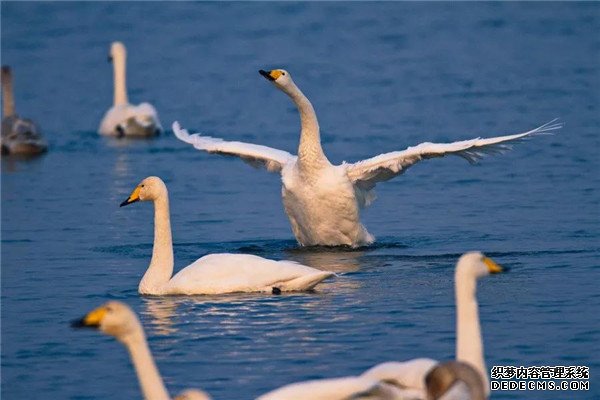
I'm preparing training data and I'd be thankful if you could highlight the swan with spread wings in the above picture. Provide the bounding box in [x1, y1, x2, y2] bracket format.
[174, 69, 560, 247]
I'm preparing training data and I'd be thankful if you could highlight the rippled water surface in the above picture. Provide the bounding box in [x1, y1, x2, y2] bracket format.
[2, 3, 599, 399]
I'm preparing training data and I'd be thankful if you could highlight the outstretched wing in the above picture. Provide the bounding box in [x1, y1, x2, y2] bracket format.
[346, 119, 561, 192]
[173, 122, 295, 173]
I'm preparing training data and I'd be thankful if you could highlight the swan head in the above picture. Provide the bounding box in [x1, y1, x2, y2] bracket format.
[174, 389, 213, 400]
[425, 361, 486, 400]
[71, 301, 142, 342]
[259, 69, 294, 90]
[456, 251, 505, 279]
[120, 176, 167, 206]
[108, 41, 126, 63]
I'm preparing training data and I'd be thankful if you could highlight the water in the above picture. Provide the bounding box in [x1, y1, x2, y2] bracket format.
[2, 2, 599, 399]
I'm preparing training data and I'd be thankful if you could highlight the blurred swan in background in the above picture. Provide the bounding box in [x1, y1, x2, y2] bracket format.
[72, 301, 212, 400]
[259, 252, 502, 399]
[174, 69, 561, 247]
[1, 66, 47, 155]
[360, 252, 503, 399]
[120, 176, 334, 295]
[99, 41, 161, 137]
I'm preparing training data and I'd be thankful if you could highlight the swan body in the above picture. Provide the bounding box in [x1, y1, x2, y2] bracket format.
[72, 301, 212, 400]
[281, 161, 374, 246]
[258, 252, 501, 399]
[120, 176, 333, 295]
[1, 66, 47, 155]
[359, 252, 503, 399]
[258, 361, 483, 400]
[99, 42, 161, 137]
[174, 68, 561, 247]
[257, 376, 405, 400]
[361, 358, 439, 395]
[154, 253, 333, 295]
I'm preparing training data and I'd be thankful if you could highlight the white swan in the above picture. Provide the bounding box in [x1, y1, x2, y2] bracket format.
[72, 301, 212, 400]
[1, 65, 47, 155]
[173, 69, 561, 247]
[258, 252, 503, 399]
[120, 176, 334, 295]
[257, 362, 485, 400]
[98, 42, 162, 137]
[360, 252, 503, 398]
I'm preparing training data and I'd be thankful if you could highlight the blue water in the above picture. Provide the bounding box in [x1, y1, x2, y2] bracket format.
[2, 2, 599, 399]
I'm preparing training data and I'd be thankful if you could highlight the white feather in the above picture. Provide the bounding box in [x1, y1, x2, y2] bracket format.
[172, 121, 295, 173]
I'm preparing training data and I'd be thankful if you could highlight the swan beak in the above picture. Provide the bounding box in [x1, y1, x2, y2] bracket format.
[483, 257, 504, 274]
[71, 306, 108, 329]
[259, 69, 282, 81]
[120, 186, 141, 207]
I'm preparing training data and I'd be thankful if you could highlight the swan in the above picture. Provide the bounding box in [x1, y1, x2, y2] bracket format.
[1, 65, 47, 155]
[119, 176, 334, 295]
[173, 69, 561, 247]
[72, 301, 212, 400]
[98, 41, 162, 137]
[258, 252, 503, 399]
[257, 361, 485, 400]
[360, 252, 504, 398]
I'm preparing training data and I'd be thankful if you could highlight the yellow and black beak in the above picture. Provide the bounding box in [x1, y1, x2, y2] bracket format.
[120, 186, 141, 207]
[259, 69, 282, 81]
[483, 257, 506, 274]
[71, 306, 108, 329]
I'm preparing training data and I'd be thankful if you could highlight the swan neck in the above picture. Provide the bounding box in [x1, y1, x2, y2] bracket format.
[113, 52, 129, 106]
[455, 273, 489, 395]
[1, 69, 15, 117]
[123, 330, 171, 400]
[140, 193, 174, 294]
[285, 82, 327, 167]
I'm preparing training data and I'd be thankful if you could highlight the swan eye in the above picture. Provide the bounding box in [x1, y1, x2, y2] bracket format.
[141, 184, 145, 188]
[281, 72, 286, 75]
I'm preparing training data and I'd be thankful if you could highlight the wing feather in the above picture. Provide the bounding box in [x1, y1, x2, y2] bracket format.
[172, 121, 295, 173]
[347, 119, 561, 190]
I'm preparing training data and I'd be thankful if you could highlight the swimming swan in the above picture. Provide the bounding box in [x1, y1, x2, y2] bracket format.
[99, 42, 162, 137]
[1, 66, 47, 155]
[173, 69, 561, 247]
[257, 361, 485, 400]
[257, 362, 484, 400]
[258, 252, 502, 399]
[120, 176, 333, 295]
[360, 252, 504, 399]
[72, 301, 212, 400]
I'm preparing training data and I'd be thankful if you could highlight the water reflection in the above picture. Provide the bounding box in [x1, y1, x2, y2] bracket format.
[285, 246, 365, 273]
[1, 151, 47, 172]
[142, 297, 181, 336]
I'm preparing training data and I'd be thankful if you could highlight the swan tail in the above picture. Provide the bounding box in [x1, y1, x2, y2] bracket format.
[278, 271, 334, 291]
